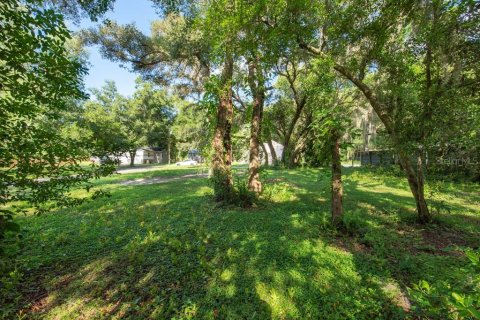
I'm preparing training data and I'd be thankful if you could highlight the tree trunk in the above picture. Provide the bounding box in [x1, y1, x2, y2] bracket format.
[267, 140, 277, 165]
[279, 61, 307, 167]
[281, 142, 291, 166]
[167, 136, 171, 164]
[289, 149, 298, 168]
[397, 151, 431, 223]
[260, 141, 269, 166]
[281, 100, 304, 167]
[332, 62, 431, 223]
[211, 53, 234, 200]
[331, 130, 343, 225]
[129, 150, 136, 167]
[224, 94, 234, 185]
[416, 152, 430, 223]
[247, 59, 265, 194]
[248, 101, 263, 193]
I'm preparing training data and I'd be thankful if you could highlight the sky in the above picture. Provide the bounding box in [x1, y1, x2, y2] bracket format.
[69, 0, 160, 96]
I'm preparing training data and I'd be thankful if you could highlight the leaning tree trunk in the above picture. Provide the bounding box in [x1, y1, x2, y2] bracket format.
[289, 148, 301, 168]
[331, 130, 343, 225]
[279, 61, 307, 167]
[129, 150, 136, 167]
[416, 153, 430, 223]
[281, 106, 306, 166]
[247, 59, 265, 194]
[331, 62, 431, 223]
[267, 140, 277, 165]
[397, 151, 431, 223]
[260, 142, 269, 166]
[211, 53, 234, 201]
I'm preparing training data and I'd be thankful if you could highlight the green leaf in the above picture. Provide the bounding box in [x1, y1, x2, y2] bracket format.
[452, 292, 464, 304]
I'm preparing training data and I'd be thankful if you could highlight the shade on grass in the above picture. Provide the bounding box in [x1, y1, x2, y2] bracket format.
[3, 165, 479, 319]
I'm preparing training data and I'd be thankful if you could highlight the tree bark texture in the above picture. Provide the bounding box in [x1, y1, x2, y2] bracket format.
[267, 140, 277, 165]
[211, 53, 234, 200]
[331, 130, 343, 225]
[247, 59, 265, 194]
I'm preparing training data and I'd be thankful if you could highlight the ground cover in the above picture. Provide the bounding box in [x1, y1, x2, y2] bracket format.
[1, 165, 479, 319]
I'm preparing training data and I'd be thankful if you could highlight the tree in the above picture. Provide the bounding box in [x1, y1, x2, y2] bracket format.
[80, 81, 131, 159]
[273, 57, 311, 167]
[207, 52, 235, 200]
[72, 0, 273, 200]
[306, 58, 353, 225]
[78, 3, 239, 199]
[80, 14, 211, 95]
[198, 0, 248, 201]
[79, 79, 175, 165]
[0, 0, 113, 241]
[326, 0, 479, 223]
[172, 101, 210, 160]
[233, 1, 274, 194]
[261, 0, 479, 223]
[127, 79, 176, 165]
[246, 57, 266, 193]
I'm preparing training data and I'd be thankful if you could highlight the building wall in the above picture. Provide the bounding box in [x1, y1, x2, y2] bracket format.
[355, 150, 396, 166]
[115, 149, 168, 165]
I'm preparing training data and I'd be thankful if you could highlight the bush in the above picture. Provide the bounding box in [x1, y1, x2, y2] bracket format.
[409, 249, 480, 319]
[233, 178, 257, 208]
[210, 169, 234, 202]
[209, 174, 256, 208]
[0, 268, 23, 318]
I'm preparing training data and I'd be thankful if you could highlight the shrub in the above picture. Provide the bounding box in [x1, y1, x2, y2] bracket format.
[0, 268, 23, 317]
[210, 169, 234, 202]
[209, 174, 256, 208]
[409, 249, 480, 319]
[233, 178, 256, 208]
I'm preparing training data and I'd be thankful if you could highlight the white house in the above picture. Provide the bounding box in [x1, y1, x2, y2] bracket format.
[117, 147, 168, 165]
[92, 147, 168, 165]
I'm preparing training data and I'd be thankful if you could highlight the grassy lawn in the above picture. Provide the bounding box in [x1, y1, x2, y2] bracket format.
[97, 164, 207, 186]
[2, 166, 479, 319]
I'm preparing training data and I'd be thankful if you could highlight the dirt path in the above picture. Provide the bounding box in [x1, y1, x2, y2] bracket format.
[116, 165, 175, 174]
[119, 173, 208, 186]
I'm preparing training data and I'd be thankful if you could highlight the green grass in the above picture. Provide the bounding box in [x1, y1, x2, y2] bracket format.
[95, 164, 207, 185]
[1, 166, 479, 319]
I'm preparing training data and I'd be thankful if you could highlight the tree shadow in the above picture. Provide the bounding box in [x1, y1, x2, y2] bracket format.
[259, 167, 479, 317]
[9, 167, 479, 319]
